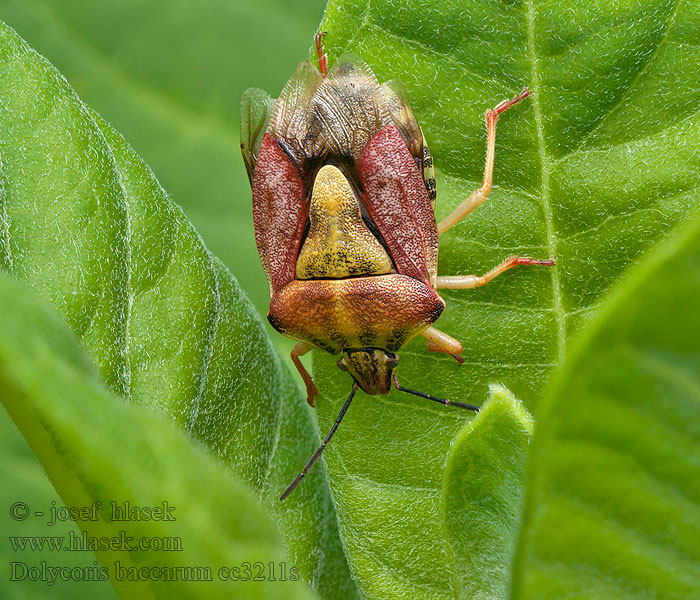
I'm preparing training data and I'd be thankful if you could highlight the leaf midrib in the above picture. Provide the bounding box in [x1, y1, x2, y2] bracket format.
[526, 0, 567, 366]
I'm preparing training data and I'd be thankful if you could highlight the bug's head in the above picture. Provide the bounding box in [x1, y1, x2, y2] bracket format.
[337, 347, 399, 395]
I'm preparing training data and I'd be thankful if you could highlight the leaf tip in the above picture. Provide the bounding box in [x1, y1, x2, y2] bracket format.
[477, 383, 535, 436]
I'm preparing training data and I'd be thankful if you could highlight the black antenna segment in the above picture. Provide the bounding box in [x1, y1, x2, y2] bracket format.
[280, 383, 358, 501]
[392, 374, 480, 412]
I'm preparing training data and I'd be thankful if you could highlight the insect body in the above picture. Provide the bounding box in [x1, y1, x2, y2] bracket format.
[241, 34, 554, 499]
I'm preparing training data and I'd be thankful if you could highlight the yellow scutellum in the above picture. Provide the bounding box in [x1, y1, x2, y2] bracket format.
[295, 165, 393, 280]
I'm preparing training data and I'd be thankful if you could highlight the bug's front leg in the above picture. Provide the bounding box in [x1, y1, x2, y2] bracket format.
[421, 326, 464, 364]
[437, 255, 555, 290]
[291, 342, 318, 407]
[437, 87, 530, 235]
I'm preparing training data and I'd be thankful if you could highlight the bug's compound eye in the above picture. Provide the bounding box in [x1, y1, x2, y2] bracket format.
[337, 357, 348, 371]
[385, 352, 399, 370]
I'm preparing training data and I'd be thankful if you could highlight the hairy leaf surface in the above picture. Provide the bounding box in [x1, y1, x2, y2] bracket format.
[313, 0, 700, 597]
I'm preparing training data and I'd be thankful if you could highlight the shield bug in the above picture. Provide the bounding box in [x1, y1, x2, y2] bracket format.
[240, 34, 554, 500]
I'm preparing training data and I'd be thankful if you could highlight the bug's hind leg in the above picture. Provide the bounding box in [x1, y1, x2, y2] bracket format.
[421, 326, 464, 364]
[437, 255, 555, 290]
[437, 87, 530, 235]
[291, 342, 318, 407]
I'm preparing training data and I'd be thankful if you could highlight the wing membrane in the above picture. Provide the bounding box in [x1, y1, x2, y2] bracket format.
[310, 57, 389, 159]
[379, 80, 423, 159]
[269, 61, 323, 165]
[379, 80, 436, 208]
[240, 87, 275, 184]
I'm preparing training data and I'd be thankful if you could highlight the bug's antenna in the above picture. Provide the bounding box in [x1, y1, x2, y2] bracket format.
[280, 382, 358, 501]
[392, 374, 479, 412]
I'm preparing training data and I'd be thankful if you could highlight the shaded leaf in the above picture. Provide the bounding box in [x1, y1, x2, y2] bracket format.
[442, 385, 533, 600]
[0, 272, 315, 600]
[512, 215, 700, 598]
[0, 413, 118, 600]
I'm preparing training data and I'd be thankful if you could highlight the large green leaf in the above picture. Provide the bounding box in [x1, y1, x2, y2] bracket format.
[512, 215, 700, 598]
[0, 0, 327, 319]
[0, 21, 356, 600]
[0, 272, 314, 600]
[309, 0, 700, 598]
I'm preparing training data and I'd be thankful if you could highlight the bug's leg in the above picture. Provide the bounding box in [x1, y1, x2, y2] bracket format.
[437, 87, 530, 235]
[291, 342, 318, 407]
[315, 32, 328, 78]
[437, 255, 555, 289]
[421, 326, 464, 364]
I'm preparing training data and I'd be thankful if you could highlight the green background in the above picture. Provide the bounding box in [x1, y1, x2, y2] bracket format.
[1, 1, 699, 599]
[0, 2, 325, 599]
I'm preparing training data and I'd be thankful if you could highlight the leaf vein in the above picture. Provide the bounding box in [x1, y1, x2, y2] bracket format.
[526, 0, 567, 364]
[564, 0, 682, 156]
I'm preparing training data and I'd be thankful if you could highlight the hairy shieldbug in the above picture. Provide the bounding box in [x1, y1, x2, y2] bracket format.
[240, 34, 554, 499]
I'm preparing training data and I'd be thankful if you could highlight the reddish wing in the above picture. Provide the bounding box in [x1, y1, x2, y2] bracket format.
[358, 124, 439, 286]
[252, 133, 308, 293]
[247, 58, 438, 292]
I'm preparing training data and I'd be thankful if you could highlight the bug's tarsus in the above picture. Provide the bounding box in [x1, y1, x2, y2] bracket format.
[492, 86, 530, 116]
[315, 31, 328, 78]
[280, 382, 358, 501]
[518, 256, 556, 267]
[436, 254, 556, 290]
[392, 374, 479, 412]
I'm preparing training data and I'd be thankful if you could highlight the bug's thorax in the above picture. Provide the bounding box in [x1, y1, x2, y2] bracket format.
[295, 164, 394, 280]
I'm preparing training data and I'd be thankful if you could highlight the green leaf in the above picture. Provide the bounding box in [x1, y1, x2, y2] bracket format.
[309, 0, 700, 598]
[0, 21, 357, 599]
[0, 412, 119, 600]
[442, 385, 533, 600]
[0, 272, 314, 600]
[511, 215, 700, 598]
[0, 0, 327, 319]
